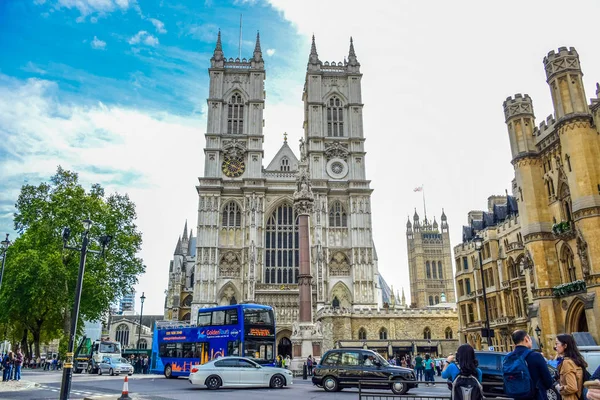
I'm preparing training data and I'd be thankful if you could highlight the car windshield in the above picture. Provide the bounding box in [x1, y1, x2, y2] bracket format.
[375, 353, 390, 366]
[108, 357, 125, 364]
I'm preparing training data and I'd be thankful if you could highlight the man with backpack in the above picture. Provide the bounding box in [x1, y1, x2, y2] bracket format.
[503, 330, 554, 400]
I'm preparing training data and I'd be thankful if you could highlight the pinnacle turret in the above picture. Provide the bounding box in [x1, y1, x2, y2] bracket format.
[308, 34, 320, 65]
[406, 216, 412, 229]
[441, 208, 447, 221]
[182, 220, 188, 241]
[348, 36, 359, 67]
[253, 31, 263, 62]
[212, 30, 224, 62]
[174, 236, 182, 255]
[413, 208, 419, 221]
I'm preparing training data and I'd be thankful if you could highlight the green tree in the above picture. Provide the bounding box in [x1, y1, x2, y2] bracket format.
[0, 166, 144, 356]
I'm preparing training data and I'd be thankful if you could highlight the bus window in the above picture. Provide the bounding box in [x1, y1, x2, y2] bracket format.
[228, 340, 241, 356]
[182, 343, 195, 358]
[199, 343, 209, 365]
[198, 312, 211, 326]
[212, 310, 225, 325]
[225, 309, 238, 325]
[243, 308, 273, 325]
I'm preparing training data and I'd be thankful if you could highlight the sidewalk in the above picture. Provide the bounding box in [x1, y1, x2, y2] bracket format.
[0, 379, 38, 392]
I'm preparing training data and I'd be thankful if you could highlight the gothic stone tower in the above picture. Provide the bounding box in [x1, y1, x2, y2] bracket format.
[192, 34, 382, 353]
[407, 210, 455, 308]
[504, 47, 600, 347]
[304, 36, 380, 310]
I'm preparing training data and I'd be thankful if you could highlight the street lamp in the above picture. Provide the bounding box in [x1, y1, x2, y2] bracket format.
[0, 234, 11, 291]
[59, 219, 111, 400]
[473, 236, 492, 350]
[535, 325, 543, 350]
[138, 292, 146, 354]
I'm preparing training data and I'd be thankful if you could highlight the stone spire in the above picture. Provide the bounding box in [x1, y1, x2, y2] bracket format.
[348, 36, 359, 67]
[401, 287, 406, 306]
[308, 34, 320, 66]
[174, 236, 182, 255]
[253, 31, 263, 62]
[182, 220, 188, 241]
[211, 30, 224, 67]
[214, 30, 223, 55]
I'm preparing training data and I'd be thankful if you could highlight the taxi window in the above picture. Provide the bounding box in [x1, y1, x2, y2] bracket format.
[340, 352, 360, 366]
[322, 352, 341, 366]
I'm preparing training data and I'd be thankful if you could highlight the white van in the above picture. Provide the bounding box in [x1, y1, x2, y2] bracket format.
[580, 346, 600, 375]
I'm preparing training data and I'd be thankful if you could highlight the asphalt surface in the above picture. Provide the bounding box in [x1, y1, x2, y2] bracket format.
[0, 369, 452, 400]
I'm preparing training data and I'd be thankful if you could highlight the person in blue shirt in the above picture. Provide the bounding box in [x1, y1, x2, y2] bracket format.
[509, 330, 554, 400]
[442, 344, 483, 383]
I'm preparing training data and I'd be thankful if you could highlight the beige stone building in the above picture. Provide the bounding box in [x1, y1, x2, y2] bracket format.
[407, 210, 456, 308]
[455, 47, 600, 353]
[454, 195, 529, 351]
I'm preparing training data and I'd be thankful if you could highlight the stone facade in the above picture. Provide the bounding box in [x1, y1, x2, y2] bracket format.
[455, 47, 600, 353]
[164, 222, 196, 322]
[407, 211, 456, 308]
[454, 195, 529, 351]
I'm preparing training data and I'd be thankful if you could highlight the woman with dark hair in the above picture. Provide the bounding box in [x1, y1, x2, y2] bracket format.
[554, 333, 588, 400]
[442, 344, 483, 383]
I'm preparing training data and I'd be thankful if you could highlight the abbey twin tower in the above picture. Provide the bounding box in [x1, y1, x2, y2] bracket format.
[164, 33, 460, 357]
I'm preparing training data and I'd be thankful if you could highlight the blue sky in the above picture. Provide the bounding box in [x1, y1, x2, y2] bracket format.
[1, 0, 600, 315]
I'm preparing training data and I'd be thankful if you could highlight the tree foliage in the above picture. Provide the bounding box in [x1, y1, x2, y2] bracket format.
[0, 166, 144, 355]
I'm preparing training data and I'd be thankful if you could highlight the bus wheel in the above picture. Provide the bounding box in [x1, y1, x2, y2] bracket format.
[206, 375, 221, 390]
[164, 364, 173, 379]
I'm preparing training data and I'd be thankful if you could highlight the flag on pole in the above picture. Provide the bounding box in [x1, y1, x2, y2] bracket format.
[413, 186, 423, 192]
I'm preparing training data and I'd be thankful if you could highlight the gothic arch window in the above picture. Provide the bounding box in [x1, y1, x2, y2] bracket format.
[438, 261, 443, 279]
[189, 270, 195, 288]
[432, 261, 437, 278]
[445, 327, 453, 339]
[230, 296, 237, 305]
[426, 262, 431, 279]
[280, 157, 290, 172]
[358, 327, 367, 340]
[423, 327, 431, 340]
[138, 339, 148, 349]
[227, 93, 244, 134]
[379, 328, 388, 340]
[222, 202, 241, 228]
[327, 96, 344, 137]
[435, 296, 439, 304]
[182, 312, 191, 322]
[560, 245, 577, 283]
[429, 296, 433, 306]
[181, 294, 193, 307]
[115, 324, 130, 347]
[329, 201, 347, 227]
[265, 204, 299, 284]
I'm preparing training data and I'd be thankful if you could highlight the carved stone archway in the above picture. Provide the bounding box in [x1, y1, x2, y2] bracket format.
[218, 282, 239, 306]
[565, 299, 588, 334]
[330, 281, 352, 308]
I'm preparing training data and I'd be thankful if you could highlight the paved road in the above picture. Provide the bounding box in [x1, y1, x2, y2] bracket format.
[1, 369, 451, 400]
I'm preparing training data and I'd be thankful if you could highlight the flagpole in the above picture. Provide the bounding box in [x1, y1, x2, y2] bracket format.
[422, 184, 427, 221]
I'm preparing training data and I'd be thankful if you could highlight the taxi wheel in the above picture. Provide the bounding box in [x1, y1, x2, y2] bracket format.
[322, 376, 339, 392]
[391, 379, 408, 395]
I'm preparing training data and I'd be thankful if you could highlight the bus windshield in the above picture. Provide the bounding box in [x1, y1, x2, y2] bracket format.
[243, 307, 275, 365]
[243, 308, 274, 325]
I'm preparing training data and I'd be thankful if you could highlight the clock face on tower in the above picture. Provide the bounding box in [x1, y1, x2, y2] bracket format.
[222, 155, 245, 178]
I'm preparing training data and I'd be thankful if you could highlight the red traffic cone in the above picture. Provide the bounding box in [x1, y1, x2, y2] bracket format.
[118, 375, 131, 400]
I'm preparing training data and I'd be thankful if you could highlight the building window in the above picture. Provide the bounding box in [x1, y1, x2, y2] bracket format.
[115, 324, 130, 347]
[438, 261, 443, 279]
[280, 157, 290, 172]
[460, 305, 468, 324]
[329, 201, 347, 227]
[327, 96, 344, 137]
[561, 245, 577, 283]
[445, 327, 453, 339]
[379, 328, 388, 340]
[465, 279, 471, 294]
[358, 328, 367, 340]
[181, 294, 193, 307]
[463, 257, 469, 270]
[435, 296, 439, 304]
[432, 262, 437, 279]
[264, 204, 299, 284]
[467, 304, 474, 322]
[227, 93, 244, 134]
[458, 281, 465, 296]
[222, 202, 241, 228]
[429, 296, 433, 306]
[138, 339, 148, 349]
[423, 327, 431, 340]
[426, 262, 431, 279]
[182, 313, 191, 321]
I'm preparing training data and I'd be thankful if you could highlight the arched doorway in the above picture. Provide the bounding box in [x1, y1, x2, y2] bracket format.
[566, 300, 588, 333]
[278, 337, 292, 358]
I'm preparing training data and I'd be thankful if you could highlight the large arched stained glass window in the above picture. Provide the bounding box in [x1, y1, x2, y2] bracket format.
[265, 204, 299, 284]
[227, 93, 244, 134]
[115, 324, 129, 347]
[327, 96, 344, 137]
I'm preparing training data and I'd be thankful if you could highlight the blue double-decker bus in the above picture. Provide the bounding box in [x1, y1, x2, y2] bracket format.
[151, 304, 276, 378]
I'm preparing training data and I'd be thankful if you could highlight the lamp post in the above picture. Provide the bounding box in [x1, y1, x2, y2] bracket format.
[473, 236, 492, 350]
[535, 325, 543, 350]
[0, 234, 11, 291]
[59, 219, 111, 400]
[138, 292, 146, 354]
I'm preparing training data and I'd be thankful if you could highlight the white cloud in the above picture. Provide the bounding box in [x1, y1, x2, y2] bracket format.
[0, 75, 203, 316]
[149, 18, 167, 34]
[266, 48, 276, 56]
[50, 0, 138, 21]
[128, 30, 159, 46]
[91, 36, 106, 49]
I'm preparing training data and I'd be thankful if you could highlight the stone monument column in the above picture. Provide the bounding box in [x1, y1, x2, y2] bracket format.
[291, 139, 323, 372]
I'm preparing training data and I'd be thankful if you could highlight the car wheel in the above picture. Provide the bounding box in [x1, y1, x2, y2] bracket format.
[205, 375, 222, 390]
[322, 376, 339, 392]
[270, 374, 285, 389]
[109, 368, 114, 376]
[87, 364, 94, 374]
[164, 364, 173, 379]
[391, 379, 408, 395]
[548, 387, 561, 400]
[98, 368, 102, 376]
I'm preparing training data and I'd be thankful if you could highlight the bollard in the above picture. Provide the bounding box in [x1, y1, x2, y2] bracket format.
[303, 363, 307, 380]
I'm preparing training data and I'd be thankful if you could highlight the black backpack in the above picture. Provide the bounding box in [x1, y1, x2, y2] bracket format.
[452, 374, 484, 400]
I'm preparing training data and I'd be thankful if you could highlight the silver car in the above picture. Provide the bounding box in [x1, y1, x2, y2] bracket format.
[97, 357, 134, 376]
